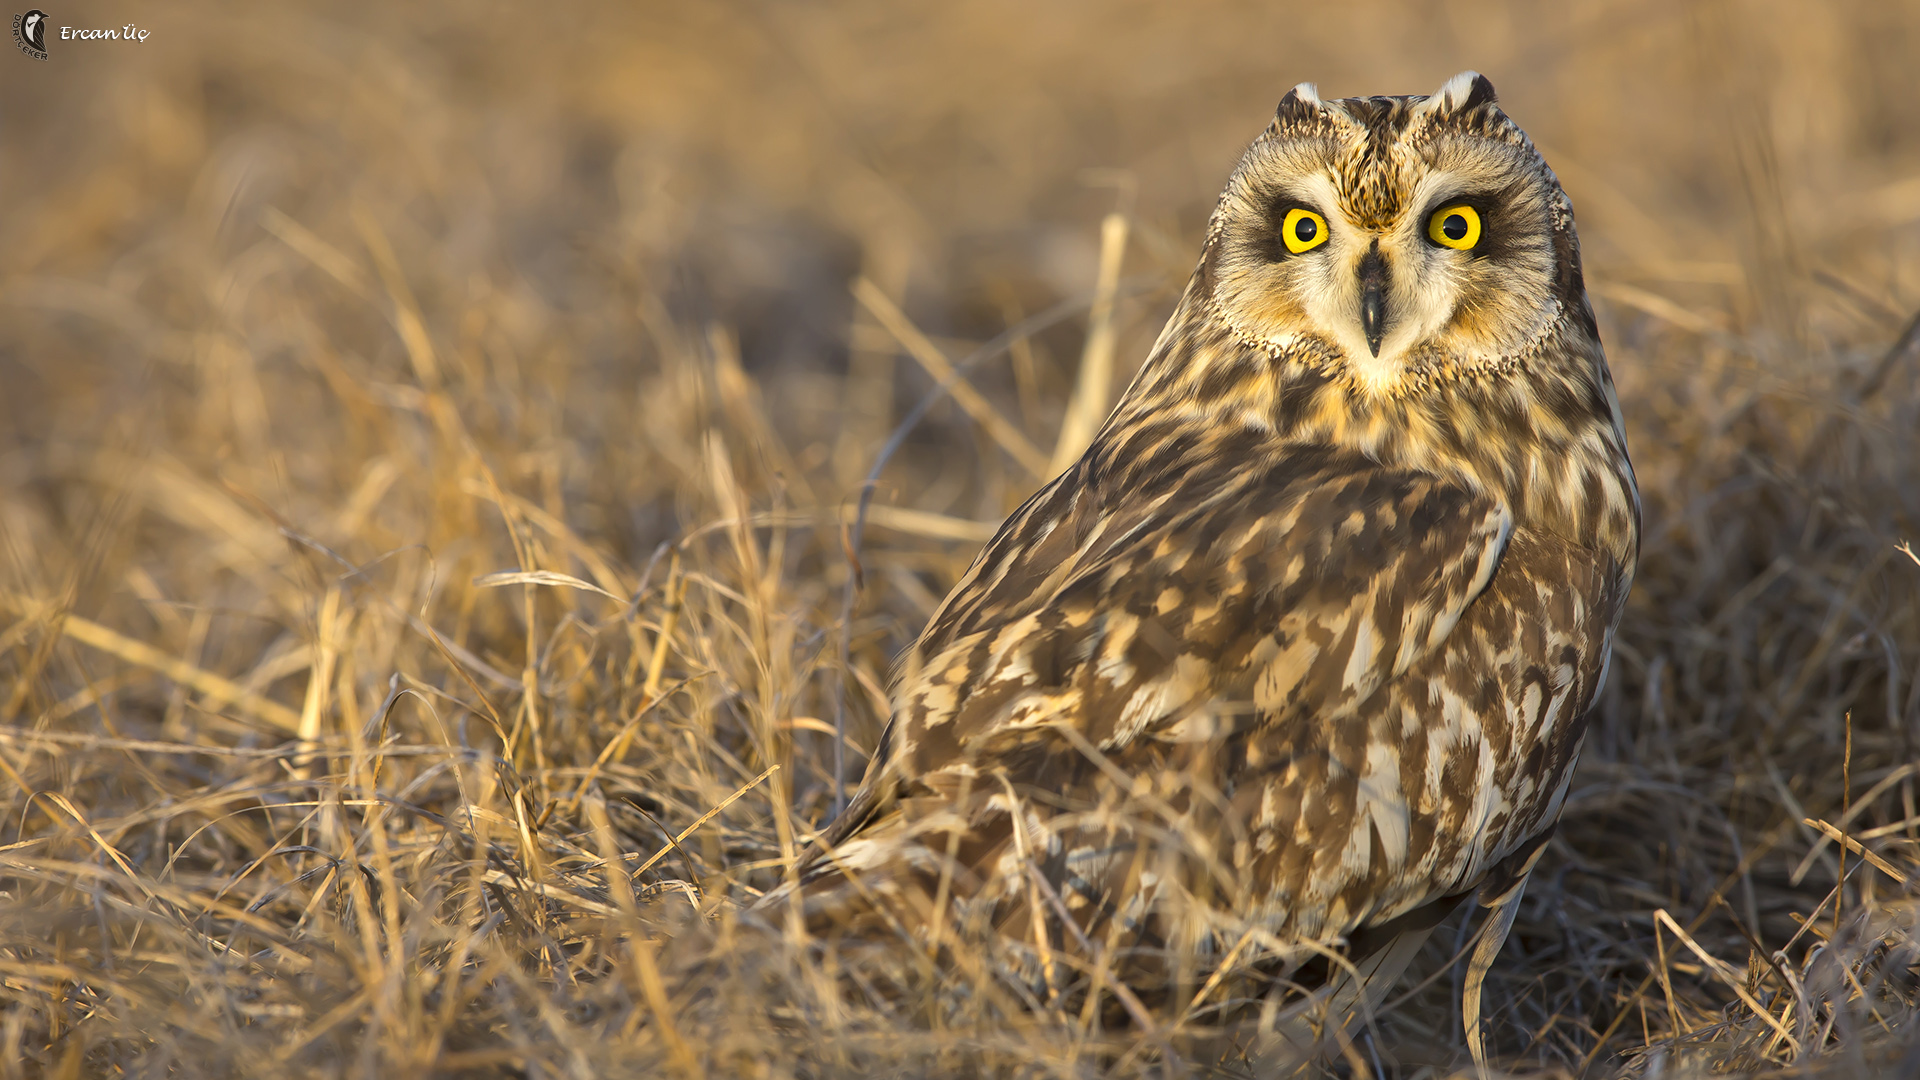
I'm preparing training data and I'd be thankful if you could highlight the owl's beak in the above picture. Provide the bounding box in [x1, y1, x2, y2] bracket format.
[1358, 245, 1388, 357]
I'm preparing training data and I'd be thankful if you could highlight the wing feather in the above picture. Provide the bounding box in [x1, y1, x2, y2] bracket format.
[803, 445, 1515, 902]
[895, 446, 1513, 769]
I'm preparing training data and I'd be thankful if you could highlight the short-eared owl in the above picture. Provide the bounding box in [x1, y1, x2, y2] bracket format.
[771, 71, 1638, 1069]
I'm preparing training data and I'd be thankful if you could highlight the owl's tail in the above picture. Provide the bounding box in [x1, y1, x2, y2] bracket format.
[1247, 897, 1460, 1075]
[1250, 829, 1553, 1077]
[1462, 834, 1552, 1076]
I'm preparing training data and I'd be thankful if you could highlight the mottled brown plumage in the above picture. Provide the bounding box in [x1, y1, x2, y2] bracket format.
[767, 71, 1638, 1069]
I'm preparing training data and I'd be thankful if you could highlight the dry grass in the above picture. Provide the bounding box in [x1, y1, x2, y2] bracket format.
[4, 1, 1920, 1075]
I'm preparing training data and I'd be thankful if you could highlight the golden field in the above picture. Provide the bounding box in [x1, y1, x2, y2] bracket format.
[2, 1, 1920, 1075]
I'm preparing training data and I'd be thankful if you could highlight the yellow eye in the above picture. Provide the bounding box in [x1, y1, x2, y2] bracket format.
[1428, 204, 1481, 250]
[1281, 207, 1329, 254]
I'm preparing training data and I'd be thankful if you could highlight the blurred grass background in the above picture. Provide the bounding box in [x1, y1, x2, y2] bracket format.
[4, 1, 1920, 1076]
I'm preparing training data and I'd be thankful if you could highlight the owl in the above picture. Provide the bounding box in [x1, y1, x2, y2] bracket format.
[769, 72, 1639, 1071]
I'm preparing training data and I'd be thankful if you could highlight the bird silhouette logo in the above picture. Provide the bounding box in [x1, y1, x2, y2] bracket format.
[13, 9, 49, 60]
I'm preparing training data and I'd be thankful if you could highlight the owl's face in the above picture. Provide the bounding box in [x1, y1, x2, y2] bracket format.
[1200, 72, 1583, 397]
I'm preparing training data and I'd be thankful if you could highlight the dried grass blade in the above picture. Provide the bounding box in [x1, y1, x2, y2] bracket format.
[1787, 761, 1920, 883]
[32, 792, 163, 908]
[297, 586, 345, 751]
[1578, 819, 1799, 1074]
[352, 204, 441, 391]
[1803, 818, 1909, 884]
[1592, 281, 1734, 341]
[16, 601, 302, 732]
[1653, 909, 1799, 1054]
[260, 207, 371, 297]
[632, 937, 702, 1078]
[632, 763, 779, 878]
[642, 550, 685, 706]
[1051, 211, 1128, 472]
[460, 477, 634, 597]
[853, 277, 1050, 478]
[273, 984, 375, 1062]
[851, 504, 998, 543]
[1026, 861, 1162, 1042]
[474, 569, 626, 604]
[511, 787, 548, 884]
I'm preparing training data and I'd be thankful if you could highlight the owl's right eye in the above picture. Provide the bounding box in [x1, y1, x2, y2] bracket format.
[1281, 208, 1330, 254]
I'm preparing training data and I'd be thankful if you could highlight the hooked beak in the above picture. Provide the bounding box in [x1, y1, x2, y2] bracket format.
[1358, 243, 1388, 357]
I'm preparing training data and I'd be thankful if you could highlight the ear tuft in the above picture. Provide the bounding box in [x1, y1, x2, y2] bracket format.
[1275, 82, 1323, 123]
[1431, 71, 1497, 113]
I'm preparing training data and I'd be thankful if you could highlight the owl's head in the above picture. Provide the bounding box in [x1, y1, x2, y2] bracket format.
[1198, 72, 1592, 397]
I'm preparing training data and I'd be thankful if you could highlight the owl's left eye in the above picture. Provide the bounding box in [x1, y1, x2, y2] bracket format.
[1427, 204, 1482, 250]
[1281, 208, 1330, 254]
